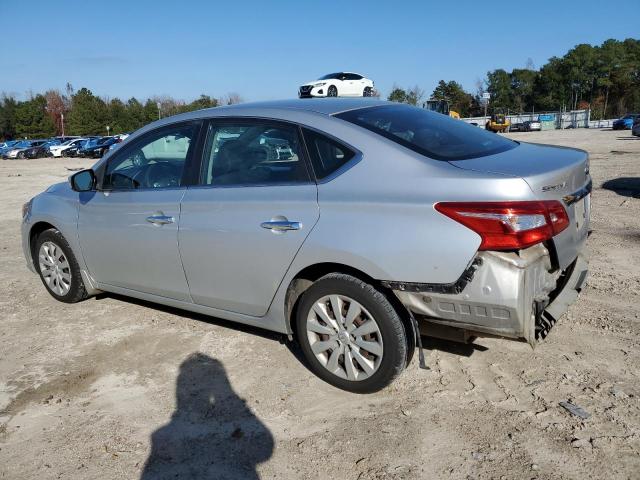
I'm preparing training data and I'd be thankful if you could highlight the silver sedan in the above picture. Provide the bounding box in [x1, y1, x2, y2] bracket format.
[21, 99, 591, 393]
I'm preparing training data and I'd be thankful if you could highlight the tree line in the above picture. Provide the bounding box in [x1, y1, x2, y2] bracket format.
[1, 38, 638, 139]
[388, 38, 639, 119]
[0, 84, 242, 140]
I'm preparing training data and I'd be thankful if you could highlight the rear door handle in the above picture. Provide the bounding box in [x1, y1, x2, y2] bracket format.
[146, 214, 174, 226]
[260, 220, 302, 232]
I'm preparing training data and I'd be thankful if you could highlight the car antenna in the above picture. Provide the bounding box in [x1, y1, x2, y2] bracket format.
[408, 310, 429, 370]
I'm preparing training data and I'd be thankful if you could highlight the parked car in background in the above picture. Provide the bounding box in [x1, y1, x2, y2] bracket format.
[612, 113, 640, 130]
[22, 99, 591, 393]
[2, 139, 47, 159]
[52, 136, 78, 143]
[299, 72, 374, 98]
[50, 138, 90, 158]
[509, 122, 525, 132]
[0, 140, 20, 156]
[78, 136, 119, 158]
[632, 118, 640, 137]
[23, 139, 61, 159]
[524, 120, 542, 131]
[66, 137, 102, 157]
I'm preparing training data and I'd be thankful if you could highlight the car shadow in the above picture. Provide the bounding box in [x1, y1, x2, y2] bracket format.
[616, 136, 639, 140]
[96, 292, 286, 344]
[422, 336, 488, 357]
[140, 353, 274, 480]
[97, 294, 488, 377]
[602, 177, 640, 199]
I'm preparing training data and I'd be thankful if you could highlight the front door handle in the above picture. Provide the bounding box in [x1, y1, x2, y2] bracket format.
[260, 220, 302, 232]
[146, 214, 174, 226]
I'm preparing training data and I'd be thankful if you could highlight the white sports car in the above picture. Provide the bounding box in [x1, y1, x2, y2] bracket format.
[49, 138, 87, 158]
[299, 72, 374, 98]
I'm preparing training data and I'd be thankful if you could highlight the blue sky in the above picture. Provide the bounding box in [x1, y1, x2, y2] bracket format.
[1, 0, 638, 102]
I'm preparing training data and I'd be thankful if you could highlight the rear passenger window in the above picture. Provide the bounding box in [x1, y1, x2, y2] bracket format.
[201, 123, 310, 186]
[302, 129, 355, 180]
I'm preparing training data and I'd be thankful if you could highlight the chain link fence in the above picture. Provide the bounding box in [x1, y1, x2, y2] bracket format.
[461, 109, 619, 130]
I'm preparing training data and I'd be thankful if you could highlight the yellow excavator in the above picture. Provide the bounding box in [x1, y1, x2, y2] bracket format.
[424, 99, 460, 119]
[485, 109, 510, 133]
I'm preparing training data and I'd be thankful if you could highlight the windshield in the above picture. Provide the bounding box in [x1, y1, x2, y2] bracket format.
[14, 140, 31, 148]
[319, 72, 341, 80]
[336, 104, 518, 161]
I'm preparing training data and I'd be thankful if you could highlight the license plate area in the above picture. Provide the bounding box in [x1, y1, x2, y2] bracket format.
[574, 193, 590, 232]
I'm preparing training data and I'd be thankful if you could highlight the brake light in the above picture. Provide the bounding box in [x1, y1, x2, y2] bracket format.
[434, 201, 569, 251]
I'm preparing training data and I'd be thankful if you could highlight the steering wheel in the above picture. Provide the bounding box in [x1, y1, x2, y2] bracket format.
[131, 149, 147, 167]
[143, 162, 180, 188]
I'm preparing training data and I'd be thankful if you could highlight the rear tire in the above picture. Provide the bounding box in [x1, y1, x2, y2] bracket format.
[295, 273, 408, 393]
[363, 87, 372, 97]
[35, 229, 88, 303]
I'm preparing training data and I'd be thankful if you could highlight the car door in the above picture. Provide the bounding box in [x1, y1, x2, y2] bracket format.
[78, 121, 202, 301]
[339, 73, 356, 96]
[179, 119, 319, 316]
[346, 73, 364, 96]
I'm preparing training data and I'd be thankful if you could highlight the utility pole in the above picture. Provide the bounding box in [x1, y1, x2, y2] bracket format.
[157, 102, 161, 120]
[61, 113, 65, 137]
[106, 125, 110, 137]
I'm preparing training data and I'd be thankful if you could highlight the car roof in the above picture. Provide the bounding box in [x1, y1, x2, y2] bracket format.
[120, 99, 394, 149]
[179, 98, 389, 120]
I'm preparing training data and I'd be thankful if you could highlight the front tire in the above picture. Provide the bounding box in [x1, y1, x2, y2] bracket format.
[327, 85, 338, 97]
[35, 229, 88, 303]
[295, 274, 408, 393]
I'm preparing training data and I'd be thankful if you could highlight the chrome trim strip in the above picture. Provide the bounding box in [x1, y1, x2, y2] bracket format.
[562, 178, 592, 206]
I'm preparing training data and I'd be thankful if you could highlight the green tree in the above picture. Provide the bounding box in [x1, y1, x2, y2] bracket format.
[124, 98, 146, 132]
[388, 86, 408, 103]
[510, 69, 538, 112]
[14, 95, 55, 138]
[0, 95, 18, 140]
[486, 69, 513, 111]
[107, 98, 128, 134]
[67, 88, 108, 135]
[186, 94, 218, 111]
[431, 80, 477, 116]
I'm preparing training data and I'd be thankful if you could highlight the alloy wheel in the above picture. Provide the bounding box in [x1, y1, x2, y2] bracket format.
[306, 294, 383, 381]
[38, 241, 71, 296]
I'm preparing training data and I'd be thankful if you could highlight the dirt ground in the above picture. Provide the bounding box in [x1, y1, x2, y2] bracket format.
[0, 128, 638, 480]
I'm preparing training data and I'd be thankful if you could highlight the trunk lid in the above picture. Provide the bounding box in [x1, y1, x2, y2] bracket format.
[449, 142, 591, 270]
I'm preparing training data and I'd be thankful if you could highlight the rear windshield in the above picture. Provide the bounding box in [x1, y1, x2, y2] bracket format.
[336, 104, 517, 160]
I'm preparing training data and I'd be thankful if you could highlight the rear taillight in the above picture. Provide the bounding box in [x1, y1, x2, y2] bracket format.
[435, 201, 569, 251]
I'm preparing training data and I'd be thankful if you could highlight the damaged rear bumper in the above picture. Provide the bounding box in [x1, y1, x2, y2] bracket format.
[384, 244, 588, 346]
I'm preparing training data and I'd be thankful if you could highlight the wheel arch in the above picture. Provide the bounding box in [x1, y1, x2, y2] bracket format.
[28, 221, 58, 268]
[283, 261, 416, 365]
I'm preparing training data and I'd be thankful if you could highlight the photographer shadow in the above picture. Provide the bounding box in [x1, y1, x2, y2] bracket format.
[141, 353, 273, 480]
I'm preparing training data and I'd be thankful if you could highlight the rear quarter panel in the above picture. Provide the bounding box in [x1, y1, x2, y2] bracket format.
[289, 124, 536, 284]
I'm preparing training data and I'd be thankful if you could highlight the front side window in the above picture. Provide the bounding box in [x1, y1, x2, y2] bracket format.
[200, 122, 310, 186]
[336, 104, 518, 161]
[302, 129, 355, 180]
[103, 123, 197, 190]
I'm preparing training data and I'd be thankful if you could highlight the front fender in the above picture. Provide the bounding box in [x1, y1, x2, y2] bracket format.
[22, 185, 100, 295]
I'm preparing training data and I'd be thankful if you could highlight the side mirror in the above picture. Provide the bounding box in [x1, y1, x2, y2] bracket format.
[70, 169, 96, 192]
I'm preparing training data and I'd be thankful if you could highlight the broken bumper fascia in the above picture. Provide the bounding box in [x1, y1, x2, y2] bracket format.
[384, 244, 588, 346]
